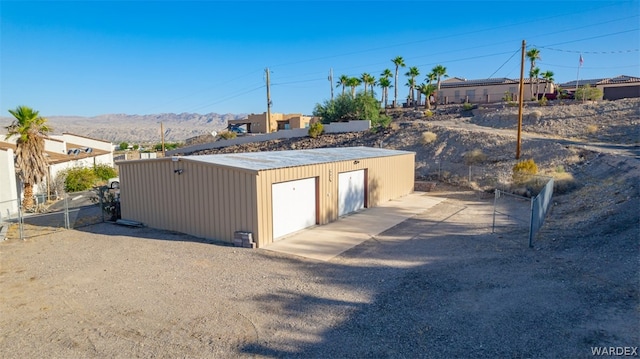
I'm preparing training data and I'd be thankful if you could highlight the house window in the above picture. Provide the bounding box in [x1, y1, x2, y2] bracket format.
[465, 90, 475, 102]
[454, 90, 460, 101]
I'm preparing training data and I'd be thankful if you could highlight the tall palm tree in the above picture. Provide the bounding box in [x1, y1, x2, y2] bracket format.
[431, 65, 448, 104]
[380, 68, 393, 80]
[391, 56, 405, 107]
[5, 106, 51, 209]
[405, 66, 420, 104]
[405, 78, 416, 105]
[529, 67, 541, 100]
[336, 75, 349, 96]
[361, 73, 375, 95]
[347, 77, 361, 98]
[526, 48, 541, 99]
[541, 70, 555, 98]
[378, 77, 392, 110]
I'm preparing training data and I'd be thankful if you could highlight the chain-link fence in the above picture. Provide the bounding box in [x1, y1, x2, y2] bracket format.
[0, 187, 117, 241]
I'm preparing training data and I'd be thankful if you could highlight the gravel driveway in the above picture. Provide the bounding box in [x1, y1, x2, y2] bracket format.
[0, 186, 637, 358]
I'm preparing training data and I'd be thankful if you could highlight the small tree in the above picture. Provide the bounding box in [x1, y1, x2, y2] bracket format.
[308, 122, 324, 138]
[118, 142, 129, 151]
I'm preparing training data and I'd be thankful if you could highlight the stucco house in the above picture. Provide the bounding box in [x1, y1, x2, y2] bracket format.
[0, 133, 114, 215]
[558, 75, 640, 100]
[228, 112, 319, 134]
[436, 77, 555, 104]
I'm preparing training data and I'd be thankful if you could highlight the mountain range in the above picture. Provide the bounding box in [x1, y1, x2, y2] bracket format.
[0, 112, 247, 144]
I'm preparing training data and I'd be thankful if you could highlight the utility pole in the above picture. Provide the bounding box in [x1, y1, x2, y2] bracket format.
[161, 122, 165, 156]
[516, 40, 526, 160]
[265, 67, 272, 133]
[329, 68, 334, 101]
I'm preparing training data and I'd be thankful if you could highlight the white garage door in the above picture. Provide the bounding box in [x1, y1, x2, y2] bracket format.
[338, 170, 365, 216]
[272, 177, 317, 239]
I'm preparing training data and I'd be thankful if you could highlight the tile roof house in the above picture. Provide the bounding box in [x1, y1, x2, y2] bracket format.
[436, 77, 555, 104]
[558, 75, 640, 100]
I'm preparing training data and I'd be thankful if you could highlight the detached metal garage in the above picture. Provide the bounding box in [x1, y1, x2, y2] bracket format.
[118, 147, 415, 248]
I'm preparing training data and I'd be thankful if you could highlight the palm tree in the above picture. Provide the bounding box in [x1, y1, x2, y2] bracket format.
[541, 70, 555, 98]
[5, 106, 51, 210]
[361, 73, 375, 95]
[431, 65, 448, 105]
[405, 78, 416, 106]
[391, 56, 405, 107]
[378, 77, 392, 110]
[529, 67, 541, 100]
[526, 48, 541, 99]
[405, 66, 420, 105]
[336, 75, 349, 96]
[380, 68, 393, 80]
[347, 77, 361, 98]
[417, 83, 436, 110]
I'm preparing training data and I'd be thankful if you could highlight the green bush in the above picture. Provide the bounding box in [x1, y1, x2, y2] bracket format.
[308, 122, 324, 138]
[93, 164, 117, 181]
[512, 159, 538, 184]
[462, 102, 474, 111]
[64, 167, 98, 192]
[118, 142, 129, 151]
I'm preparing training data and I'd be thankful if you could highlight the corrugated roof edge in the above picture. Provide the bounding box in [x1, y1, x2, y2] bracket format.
[179, 146, 415, 173]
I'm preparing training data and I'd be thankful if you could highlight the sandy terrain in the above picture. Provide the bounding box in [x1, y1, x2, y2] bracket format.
[1, 99, 638, 358]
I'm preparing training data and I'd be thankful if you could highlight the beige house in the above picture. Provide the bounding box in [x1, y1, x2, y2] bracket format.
[228, 112, 319, 133]
[117, 147, 415, 248]
[558, 75, 640, 100]
[437, 77, 555, 104]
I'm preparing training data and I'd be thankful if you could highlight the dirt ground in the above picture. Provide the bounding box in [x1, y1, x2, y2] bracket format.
[1, 99, 638, 358]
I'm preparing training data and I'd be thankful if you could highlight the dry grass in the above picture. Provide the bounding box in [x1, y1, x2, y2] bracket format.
[585, 124, 598, 135]
[420, 131, 437, 145]
[464, 149, 487, 165]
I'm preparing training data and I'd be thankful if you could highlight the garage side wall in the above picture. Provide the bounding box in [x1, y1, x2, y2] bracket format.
[255, 152, 415, 247]
[119, 159, 259, 243]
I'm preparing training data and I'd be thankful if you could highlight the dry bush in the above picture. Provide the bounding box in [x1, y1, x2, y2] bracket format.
[389, 122, 400, 131]
[529, 110, 542, 121]
[424, 110, 433, 117]
[585, 124, 598, 134]
[464, 149, 487, 165]
[512, 159, 538, 184]
[420, 131, 437, 145]
[551, 171, 579, 194]
[219, 131, 237, 140]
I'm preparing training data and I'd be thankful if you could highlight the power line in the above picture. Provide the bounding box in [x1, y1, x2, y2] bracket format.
[534, 47, 639, 54]
[537, 28, 639, 47]
[487, 48, 522, 78]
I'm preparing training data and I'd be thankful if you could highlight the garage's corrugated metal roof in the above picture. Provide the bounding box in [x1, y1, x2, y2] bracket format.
[181, 147, 413, 172]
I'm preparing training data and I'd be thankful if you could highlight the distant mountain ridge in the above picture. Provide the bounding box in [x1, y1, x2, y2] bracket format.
[0, 112, 248, 144]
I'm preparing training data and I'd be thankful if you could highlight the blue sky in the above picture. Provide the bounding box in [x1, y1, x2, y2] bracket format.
[1, 1, 638, 117]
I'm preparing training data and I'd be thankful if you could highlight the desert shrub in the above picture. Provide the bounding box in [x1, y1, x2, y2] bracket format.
[64, 167, 98, 192]
[464, 149, 487, 165]
[93, 164, 117, 181]
[575, 84, 603, 101]
[462, 102, 474, 111]
[118, 142, 129, 151]
[424, 110, 433, 117]
[502, 91, 513, 102]
[538, 96, 548, 106]
[420, 131, 437, 145]
[512, 159, 538, 184]
[389, 122, 400, 131]
[219, 131, 237, 140]
[551, 171, 579, 194]
[585, 124, 598, 134]
[529, 110, 542, 121]
[308, 122, 324, 138]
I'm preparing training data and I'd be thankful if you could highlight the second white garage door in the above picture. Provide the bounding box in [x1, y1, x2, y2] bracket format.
[338, 170, 365, 216]
[272, 177, 317, 240]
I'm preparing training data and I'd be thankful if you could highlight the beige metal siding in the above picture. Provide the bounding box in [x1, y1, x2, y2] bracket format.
[119, 158, 258, 243]
[255, 152, 415, 247]
[120, 151, 414, 249]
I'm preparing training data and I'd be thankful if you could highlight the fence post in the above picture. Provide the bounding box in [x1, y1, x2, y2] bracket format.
[17, 198, 24, 241]
[492, 189, 498, 234]
[64, 194, 70, 229]
[528, 197, 535, 248]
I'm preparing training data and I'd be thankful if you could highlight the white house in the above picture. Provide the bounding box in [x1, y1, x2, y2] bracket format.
[0, 133, 114, 216]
